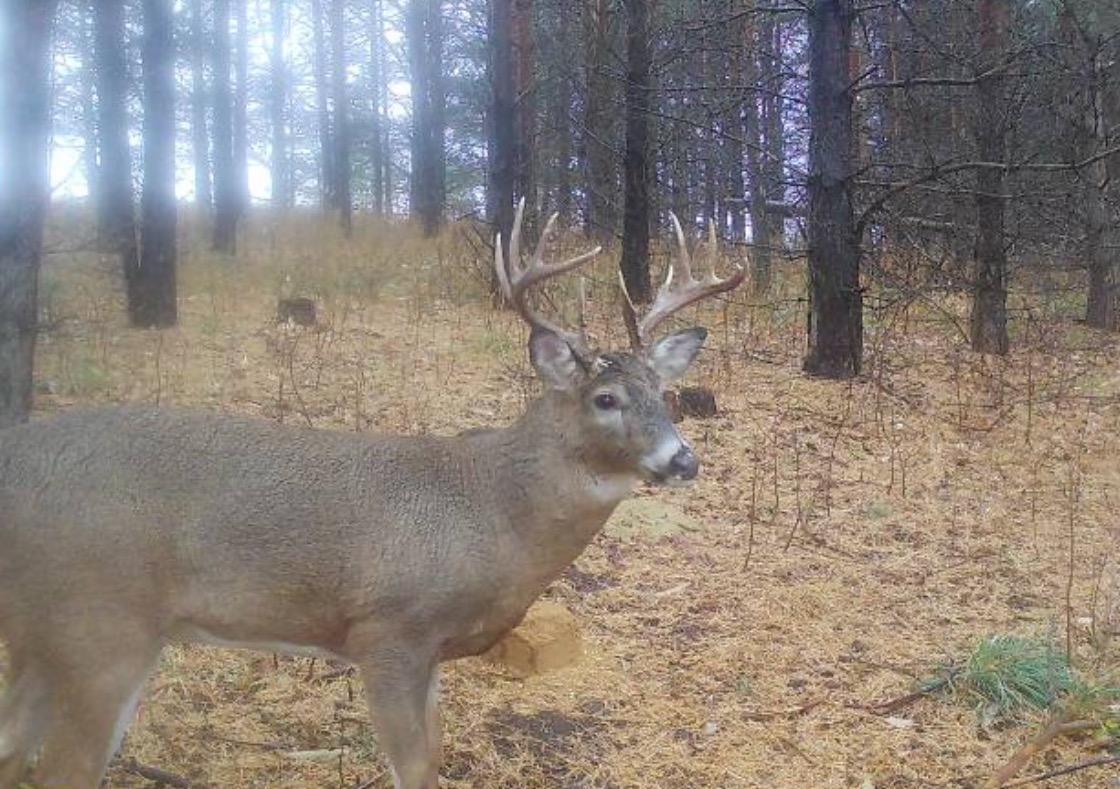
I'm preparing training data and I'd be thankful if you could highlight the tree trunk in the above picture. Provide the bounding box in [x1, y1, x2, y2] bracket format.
[969, 0, 1009, 355]
[189, 0, 212, 210]
[330, 0, 351, 234]
[233, 0, 249, 217]
[407, 0, 444, 235]
[803, 0, 862, 379]
[369, 0, 384, 215]
[137, 0, 178, 328]
[553, 0, 573, 220]
[488, 0, 515, 284]
[512, 0, 536, 224]
[619, 0, 652, 303]
[761, 11, 785, 253]
[93, 0, 141, 316]
[269, 0, 289, 208]
[311, 0, 335, 210]
[0, 0, 57, 427]
[212, 0, 238, 253]
[584, 0, 614, 242]
[79, 2, 100, 217]
[742, 13, 772, 292]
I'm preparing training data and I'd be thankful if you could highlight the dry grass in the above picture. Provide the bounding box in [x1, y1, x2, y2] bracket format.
[6, 208, 1120, 787]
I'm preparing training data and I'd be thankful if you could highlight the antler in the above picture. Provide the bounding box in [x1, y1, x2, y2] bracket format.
[495, 198, 602, 355]
[620, 212, 746, 350]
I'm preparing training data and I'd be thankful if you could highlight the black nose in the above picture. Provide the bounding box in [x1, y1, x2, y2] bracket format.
[668, 447, 699, 480]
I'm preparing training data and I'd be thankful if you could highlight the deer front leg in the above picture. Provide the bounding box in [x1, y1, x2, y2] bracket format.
[360, 650, 441, 789]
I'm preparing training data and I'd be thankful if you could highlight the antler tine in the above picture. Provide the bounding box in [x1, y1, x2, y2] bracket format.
[635, 213, 746, 346]
[494, 200, 602, 352]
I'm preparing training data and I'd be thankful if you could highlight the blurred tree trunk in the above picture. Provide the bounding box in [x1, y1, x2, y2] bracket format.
[79, 3, 99, 210]
[803, 0, 862, 379]
[619, 0, 652, 303]
[368, 0, 384, 215]
[488, 0, 515, 289]
[1060, 5, 1119, 331]
[761, 11, 785, 254]
[742, 10, 772, 292]
[311, 0, 335, 210]
[233, 0, 249, 217]
[512, 0, 535, 225]
[93, 0, 141, 314]
[584, 0, 614, 242]
[969, 0, 1010, 354]
[137, 0, 178, 327]
[189, 0, 212, 211]
[212, 0, 238, 253]
[0, 0, 57, 427]
[553, 0, 574, 220]
[407, 0, 445, 235]
[330, 0, 351, 234]
[269, 0, 289, 208]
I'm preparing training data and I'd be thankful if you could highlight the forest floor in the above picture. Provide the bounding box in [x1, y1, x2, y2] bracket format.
[10, 209, 1120, 787]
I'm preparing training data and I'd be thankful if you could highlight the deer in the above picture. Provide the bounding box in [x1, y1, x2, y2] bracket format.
[0, 201, 743, 789]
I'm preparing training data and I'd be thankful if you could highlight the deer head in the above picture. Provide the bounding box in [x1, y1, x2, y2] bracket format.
[495, 201, 745, 485]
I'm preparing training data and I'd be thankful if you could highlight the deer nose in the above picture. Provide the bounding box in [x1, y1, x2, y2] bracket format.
[668, 446, 699, 480]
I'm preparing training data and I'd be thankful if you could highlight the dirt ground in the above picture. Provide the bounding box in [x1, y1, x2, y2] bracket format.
[7, 212, 1120, 787]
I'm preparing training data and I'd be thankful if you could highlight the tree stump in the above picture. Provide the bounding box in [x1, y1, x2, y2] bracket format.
[483, 601, 583, 678]
[665, 386, 718, 420]
[277, 297, 317, 327]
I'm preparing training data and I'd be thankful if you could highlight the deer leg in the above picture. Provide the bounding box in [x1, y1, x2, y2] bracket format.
[32, 624, 162, 789]
[0, 656, 50, 789]
[360, 652, 442, 789]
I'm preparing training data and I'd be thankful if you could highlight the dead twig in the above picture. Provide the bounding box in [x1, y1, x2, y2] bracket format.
[741, 698, 824, 721]
[985, 713, 1069, 788]
[1001, 754, 1120, 787]
[121, 757, 192, 787]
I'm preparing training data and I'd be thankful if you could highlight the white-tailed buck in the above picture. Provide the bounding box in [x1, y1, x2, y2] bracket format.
[0, 203, 743, 788]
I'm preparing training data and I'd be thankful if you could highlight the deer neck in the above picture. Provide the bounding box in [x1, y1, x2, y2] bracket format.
[479, 392, 636, 571]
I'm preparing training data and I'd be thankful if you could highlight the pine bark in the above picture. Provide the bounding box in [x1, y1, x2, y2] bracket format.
[330, 0, 351, 233]
[803, 0, 862, 378]
[619, 0, 652, 303]
[189, 0, 212, 210]
[0, 0, 58, 426]
[269, 0, 289, 208]
[137, 0, 178, 327]
[212, 0, 238, 253]
[488, 0, 515, 278]
[93, 0, 141, 314]
[969, 0, 1010, 354]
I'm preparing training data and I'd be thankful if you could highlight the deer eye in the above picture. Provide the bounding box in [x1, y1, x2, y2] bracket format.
[593, 392, 619, 411]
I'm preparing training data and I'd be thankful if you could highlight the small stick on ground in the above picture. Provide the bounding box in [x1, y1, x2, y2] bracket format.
[1002, 754, 1120, 787]
[984, 713, 1068, 788]
[121, 757, 192, 787]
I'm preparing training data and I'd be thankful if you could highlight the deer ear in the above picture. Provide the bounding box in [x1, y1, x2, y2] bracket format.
[529, 328, 587, 391]
[648, 327, 707, 383]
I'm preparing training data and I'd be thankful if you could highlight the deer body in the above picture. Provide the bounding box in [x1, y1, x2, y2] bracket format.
[0, 203, 742, 788]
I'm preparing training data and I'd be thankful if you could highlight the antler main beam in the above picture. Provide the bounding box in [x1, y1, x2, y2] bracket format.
[622, 212, 746, 349]
[495, 198, 602, 354]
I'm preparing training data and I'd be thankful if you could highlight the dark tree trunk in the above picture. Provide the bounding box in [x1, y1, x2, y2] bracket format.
[584, 0, 614, 242]
[803, 0, 862, 379]
[0, 0, 57, 427]
[742, 16, 772, 292]
[137, 0, 178, 327]
[761, 12, 785, 252]
[330, 0, 351, 234]
[369, 0, 384, 215]
[311, 0, 335, 209]
[269, 0, 289, 208]
[488, 0, 515, 283]
[619, 0, 652, 303]
[93, 0, 141, 314]
[211, 0, 238, 253]
[233, 0, 249, 217]
[553, 0, 574, 220]
[79, 2, 100, 214]
[375, 0, 392, 214]
[512, 0, 535, 224]
[189, 0, 211, 210]
[407, 0, 445, 235]
[969, 0, 1009, 354]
